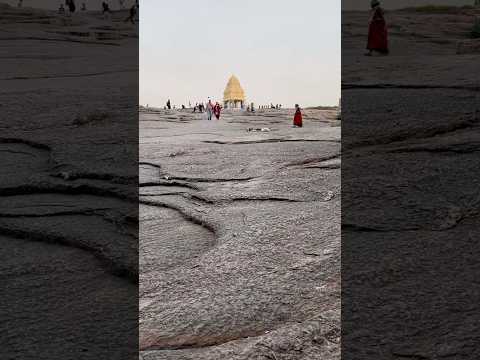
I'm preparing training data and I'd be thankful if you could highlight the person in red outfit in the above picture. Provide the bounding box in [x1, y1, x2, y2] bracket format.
[293, 104, 303, 128]
[213, 102, 222, 120]
[366, 0, 389, 56]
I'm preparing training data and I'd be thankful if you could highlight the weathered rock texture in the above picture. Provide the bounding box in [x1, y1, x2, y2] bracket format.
[0, 4, 138, 359]
[342, 7, 480, 359]
[140, 109, 340, 359]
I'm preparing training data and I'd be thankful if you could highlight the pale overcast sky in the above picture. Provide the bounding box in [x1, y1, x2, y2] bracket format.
[140, 0, 341, 108]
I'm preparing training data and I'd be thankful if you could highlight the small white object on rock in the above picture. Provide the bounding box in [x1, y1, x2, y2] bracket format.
[323, 249, 333, 255]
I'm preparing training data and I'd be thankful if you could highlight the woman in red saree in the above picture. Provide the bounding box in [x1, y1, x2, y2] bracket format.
[366, 0, 389, 56]
[213, 102, 221, 120]
[293, 104, 303, 127]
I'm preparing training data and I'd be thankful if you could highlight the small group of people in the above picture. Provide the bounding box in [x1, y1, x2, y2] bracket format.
[166, 97, 301, 127]
[257, 104, 282, 110]
[58, 1, 138, 23]
[62, 0, 75, 13]
[366, 0, 389, 56]
[102, 0, 138, 23]
[181, 100, 223, 119]
[205, 99, 222, 120]
[193, 103, 204, 113]
[59, 1, 87, 14]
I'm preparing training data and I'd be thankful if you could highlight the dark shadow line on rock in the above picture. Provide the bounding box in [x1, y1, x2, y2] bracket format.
[140, 181, 201, 191]
[283, 154, 341, 168]
[0, 36, 122, 47]
[0, 183, 135, 201]
[139, 198, 217, 235]
[159, 176, 258, 184]
[50, 171, 137, 185]
[343, 116, 479, 151]
[139, 161, 162, 169]
[0, 137, 51, 151]
[342, 83, 480, 91]
[0, 225, 138, 283]
[2, 69, 137, 81]
[203, 139, 340, 145]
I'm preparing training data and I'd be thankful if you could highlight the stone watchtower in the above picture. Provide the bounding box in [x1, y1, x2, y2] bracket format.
[223, 75, 245, 109]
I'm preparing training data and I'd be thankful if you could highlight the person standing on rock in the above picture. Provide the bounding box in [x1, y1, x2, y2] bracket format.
[213, 102, 222, 120]
[206, 99, 214, 120]
[366, 0, 389, 56]
[166, 99, 171, 110]
[124, 4, 137, 24]
[66, 0, 76, 13]
[293, 104, 303, 128]
[102, 1, 112, 18]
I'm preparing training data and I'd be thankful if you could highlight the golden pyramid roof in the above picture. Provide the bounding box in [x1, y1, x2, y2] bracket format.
[223, 75, 245, 102]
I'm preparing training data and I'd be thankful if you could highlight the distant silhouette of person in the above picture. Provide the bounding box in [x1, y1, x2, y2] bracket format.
[81, 2, 86, 11]
[102, 1, 111, 14]
[124, 5, 136, 24]
[293, 104, 303, 127]
[213, 102, 222, 120]
[366, 0, 389, 56]
[166, 99, 171, 110]
[66, 0, 76, 13]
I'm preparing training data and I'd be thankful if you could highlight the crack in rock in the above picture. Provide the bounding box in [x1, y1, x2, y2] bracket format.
[140, 198, 217, 234]
[0, 137, 51, 150]
[0, 224, 137, 282]
[343, 83, 480, 91]
[140, 181, 201, 191]
[0, 183, 135, 201]
[203, 139, 339, 145]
